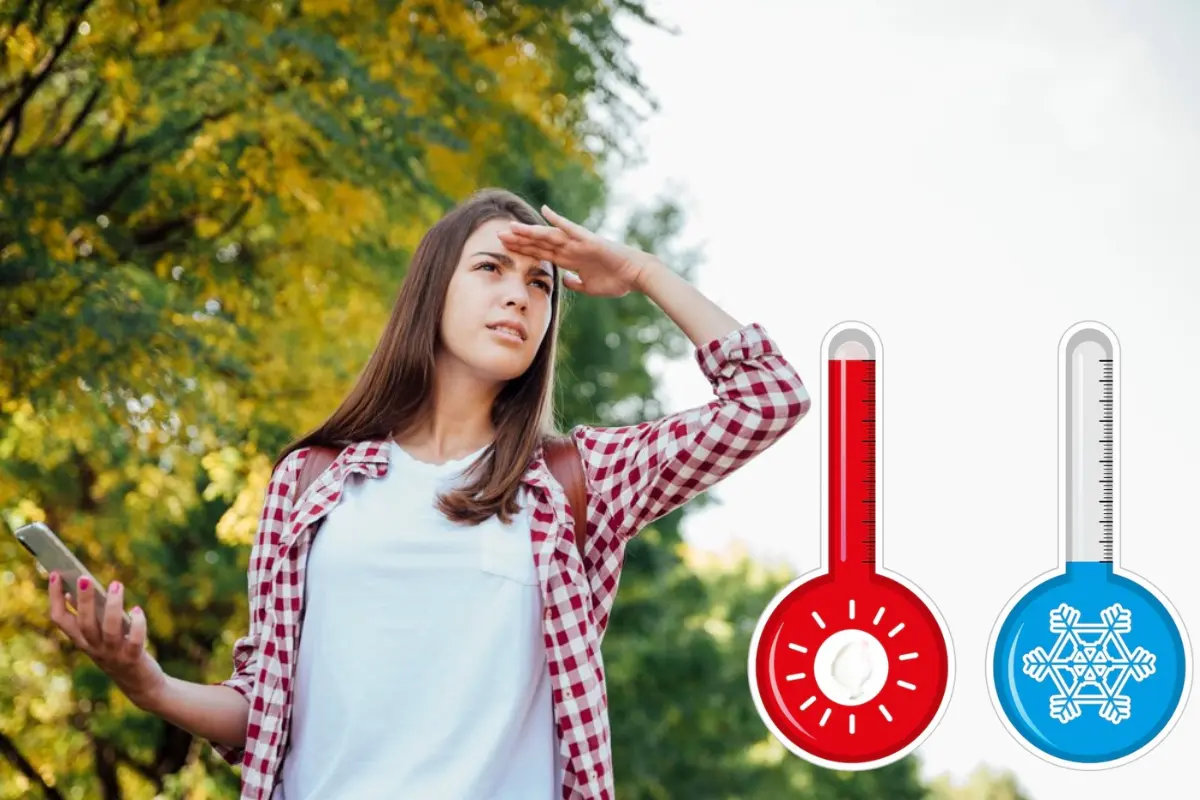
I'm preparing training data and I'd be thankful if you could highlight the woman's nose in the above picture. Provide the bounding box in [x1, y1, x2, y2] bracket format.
[500, 279, 530, 309]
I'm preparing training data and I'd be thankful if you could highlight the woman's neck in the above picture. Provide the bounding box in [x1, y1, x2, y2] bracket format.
[393, 361, 498, 462]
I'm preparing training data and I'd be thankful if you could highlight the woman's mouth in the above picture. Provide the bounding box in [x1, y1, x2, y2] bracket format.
[487, 323, 526, 343]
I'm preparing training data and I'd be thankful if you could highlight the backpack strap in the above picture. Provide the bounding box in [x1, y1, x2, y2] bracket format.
[292, 438, 590, 557]
[543, 434, 589, 557]
[294, 445, 340, 504]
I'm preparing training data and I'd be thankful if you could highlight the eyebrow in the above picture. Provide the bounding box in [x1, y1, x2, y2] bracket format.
[472, 251, 554, 280]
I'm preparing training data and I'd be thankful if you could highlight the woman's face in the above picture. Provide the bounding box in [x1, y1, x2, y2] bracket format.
[437, 217, 556, 385]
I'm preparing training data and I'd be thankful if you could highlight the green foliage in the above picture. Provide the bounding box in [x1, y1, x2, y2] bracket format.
[927, 766, 1035, 800]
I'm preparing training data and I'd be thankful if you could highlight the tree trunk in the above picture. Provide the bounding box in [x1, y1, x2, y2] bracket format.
[0, 730, 64, 799]
[91, 734, 121, 800]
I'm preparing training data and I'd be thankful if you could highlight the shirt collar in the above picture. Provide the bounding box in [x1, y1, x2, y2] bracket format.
[345, 436, 554, 492]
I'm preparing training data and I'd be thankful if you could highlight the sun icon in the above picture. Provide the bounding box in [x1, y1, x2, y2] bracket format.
[753, 578, 949, 767]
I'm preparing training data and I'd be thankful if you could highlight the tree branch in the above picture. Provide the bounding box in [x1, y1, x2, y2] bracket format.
[31, 0, 50, 36]
[0, 76, 20, 100]
[0, 0, 97, 134]
[84, 100, 237, 172]
[217, 198, 253, 237]
[150, 725, 192, 783]
[89, 158, 153, 216]
[104, 735, 163, 791]
[0, 101, 24, 174]
[88, 733, 120, 800]
[80, 122, 127, 170]
[131, 214, 195, 249]
[85, 105, 238, 216]
[31, 80, 72, 150]
[52, 84, 102, 150]
[0, 730, 64, 800]
[123, 197, 249, 256]
[64, 712, 166, 794]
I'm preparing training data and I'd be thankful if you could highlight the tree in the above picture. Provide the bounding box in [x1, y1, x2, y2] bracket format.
[0, 2, 669, 797]
[927, 765, 1035, 800]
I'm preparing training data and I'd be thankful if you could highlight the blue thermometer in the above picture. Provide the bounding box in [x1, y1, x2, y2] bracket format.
[987, 321, 1191, 767]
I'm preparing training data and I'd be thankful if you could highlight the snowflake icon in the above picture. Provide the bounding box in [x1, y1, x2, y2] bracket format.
[1022, 603, 1157, 725]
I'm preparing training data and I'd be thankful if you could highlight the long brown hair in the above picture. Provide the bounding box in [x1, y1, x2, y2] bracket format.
[274, 188, 565, 525]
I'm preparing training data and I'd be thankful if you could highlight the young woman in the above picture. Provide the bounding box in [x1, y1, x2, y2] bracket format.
[46, 188, 810, 799]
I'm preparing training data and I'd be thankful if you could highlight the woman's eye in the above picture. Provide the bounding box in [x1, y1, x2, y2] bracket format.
[477, 261, 549, 293]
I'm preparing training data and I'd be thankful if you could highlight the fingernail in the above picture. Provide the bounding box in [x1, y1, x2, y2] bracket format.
[132, 606, 142, 616]
[78, 577, 89, 590]
[109, 581, 121, 594]
[49, 572, 58, 584]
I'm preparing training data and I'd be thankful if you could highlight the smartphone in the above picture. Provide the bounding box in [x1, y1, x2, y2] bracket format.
[13, 521, 132, 636]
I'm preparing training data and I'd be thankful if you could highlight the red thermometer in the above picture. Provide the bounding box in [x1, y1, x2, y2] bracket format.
[748, 321, 954, 769]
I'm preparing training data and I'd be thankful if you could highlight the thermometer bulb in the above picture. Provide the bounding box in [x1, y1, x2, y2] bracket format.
[987, 322, 1191, 768]
[749, 322, 954, 770]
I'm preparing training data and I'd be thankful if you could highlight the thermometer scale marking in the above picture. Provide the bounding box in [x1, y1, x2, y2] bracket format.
[1100, 356, 1114, 563]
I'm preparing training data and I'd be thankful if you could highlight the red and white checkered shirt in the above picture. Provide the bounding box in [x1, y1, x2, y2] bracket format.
[210, 322, 810, 799]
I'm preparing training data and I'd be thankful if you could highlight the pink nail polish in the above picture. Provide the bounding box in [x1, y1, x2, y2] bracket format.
[78, 577, 89, 590]
[109, 580, 121, 593]
[49, 572, 58, 584]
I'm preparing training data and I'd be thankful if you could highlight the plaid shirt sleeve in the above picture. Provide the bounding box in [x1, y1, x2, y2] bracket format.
[210, 450, 303, 766]
[576, 322, 810, 543]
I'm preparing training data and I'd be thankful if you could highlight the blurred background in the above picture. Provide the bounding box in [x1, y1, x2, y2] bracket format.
[3, 1, 1196, 798]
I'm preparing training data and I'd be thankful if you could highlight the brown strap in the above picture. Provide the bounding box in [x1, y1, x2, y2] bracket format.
[295, 445, 340, 504]
[293, 439, 589, 557]
[544, 435, 589, 556]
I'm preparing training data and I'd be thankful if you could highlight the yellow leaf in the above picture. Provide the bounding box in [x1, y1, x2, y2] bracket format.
[195, 217, 222, 238]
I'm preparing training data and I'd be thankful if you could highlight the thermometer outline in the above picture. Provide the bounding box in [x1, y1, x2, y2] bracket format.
[747, 320, 957, 771]
[984, 320, 1193, 770]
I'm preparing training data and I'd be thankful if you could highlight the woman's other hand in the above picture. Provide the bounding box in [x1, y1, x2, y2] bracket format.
[47, 572, 167, 710]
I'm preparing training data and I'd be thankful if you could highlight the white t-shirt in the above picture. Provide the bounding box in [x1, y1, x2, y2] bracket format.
[277, 441, 560, 799]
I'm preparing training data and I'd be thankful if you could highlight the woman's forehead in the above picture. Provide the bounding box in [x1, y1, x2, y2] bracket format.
[464, 222, 554, 274]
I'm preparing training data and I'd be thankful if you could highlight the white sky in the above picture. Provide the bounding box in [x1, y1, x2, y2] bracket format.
[611, 1, 1200, 795]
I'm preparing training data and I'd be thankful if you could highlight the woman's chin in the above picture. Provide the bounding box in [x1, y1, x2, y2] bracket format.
[474, 354, 535, 384]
